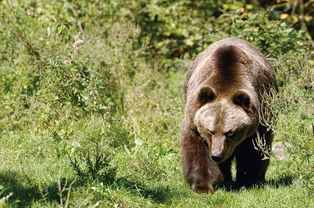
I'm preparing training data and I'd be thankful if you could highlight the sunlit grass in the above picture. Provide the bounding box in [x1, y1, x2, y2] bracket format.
[0, 1, 313, 207]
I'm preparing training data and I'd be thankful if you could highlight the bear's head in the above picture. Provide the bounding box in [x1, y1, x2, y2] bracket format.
[194, 85, 258, 163]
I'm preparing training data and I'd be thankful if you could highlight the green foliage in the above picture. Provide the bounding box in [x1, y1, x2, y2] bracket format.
[135, 0, 222, 58]
[230, 11, 307, 57]
[68, 142, 116, 183]
[0, 0, 313, 207]
[271, 56, 313, 184]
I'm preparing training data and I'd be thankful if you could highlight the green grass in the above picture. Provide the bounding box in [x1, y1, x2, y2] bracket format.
[0, 131, 313, 207]
[0, 1, 313, 207]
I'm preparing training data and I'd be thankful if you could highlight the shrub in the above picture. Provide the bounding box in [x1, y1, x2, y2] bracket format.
[68, 142, 116, 183]
[229, 11, 307, 57]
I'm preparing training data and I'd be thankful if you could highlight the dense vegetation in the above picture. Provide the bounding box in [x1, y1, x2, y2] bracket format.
[0, 0, 313, 207]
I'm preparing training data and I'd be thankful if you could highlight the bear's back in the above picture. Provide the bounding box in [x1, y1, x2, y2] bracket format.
[184, 38, 277, 104]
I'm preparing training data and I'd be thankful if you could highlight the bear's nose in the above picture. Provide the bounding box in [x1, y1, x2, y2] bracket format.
[211, 154, 222, 163]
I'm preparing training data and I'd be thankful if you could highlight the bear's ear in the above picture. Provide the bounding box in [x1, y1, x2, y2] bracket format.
[232, 90, 251, 111]
[198, 85, 216, 104]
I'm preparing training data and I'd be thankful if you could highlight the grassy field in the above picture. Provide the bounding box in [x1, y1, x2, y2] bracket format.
[0, 1, 313, 207]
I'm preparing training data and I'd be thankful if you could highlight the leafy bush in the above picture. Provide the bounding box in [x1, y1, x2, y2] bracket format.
[229, 11, 307, 57]
[68, 142, 116, 183]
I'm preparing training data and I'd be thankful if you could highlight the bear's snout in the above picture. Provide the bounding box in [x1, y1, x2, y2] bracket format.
[211, 135, 227, 162]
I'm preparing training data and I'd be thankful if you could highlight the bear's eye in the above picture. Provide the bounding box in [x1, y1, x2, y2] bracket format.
[192, 128, 201, 137]
[225, 131, 234, 138]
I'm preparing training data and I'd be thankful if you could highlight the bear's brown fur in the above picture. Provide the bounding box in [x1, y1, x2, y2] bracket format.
[181, 38, 277, 194]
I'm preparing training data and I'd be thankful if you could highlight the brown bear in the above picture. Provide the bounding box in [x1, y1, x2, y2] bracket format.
[181, 38, 277, 194]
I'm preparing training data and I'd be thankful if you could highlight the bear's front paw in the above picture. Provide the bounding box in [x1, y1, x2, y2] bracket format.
[192, 182, 214, 194]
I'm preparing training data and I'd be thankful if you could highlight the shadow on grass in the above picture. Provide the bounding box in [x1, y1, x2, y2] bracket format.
[0, 170, 76, 207]
[264, 174, 294, 188]
[114, 177, 174, 204]
[215, 174, 295, 192]
[0, 170, 175, 207]
[0, 168, 295, 207]
[0, 171, 43, 207]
